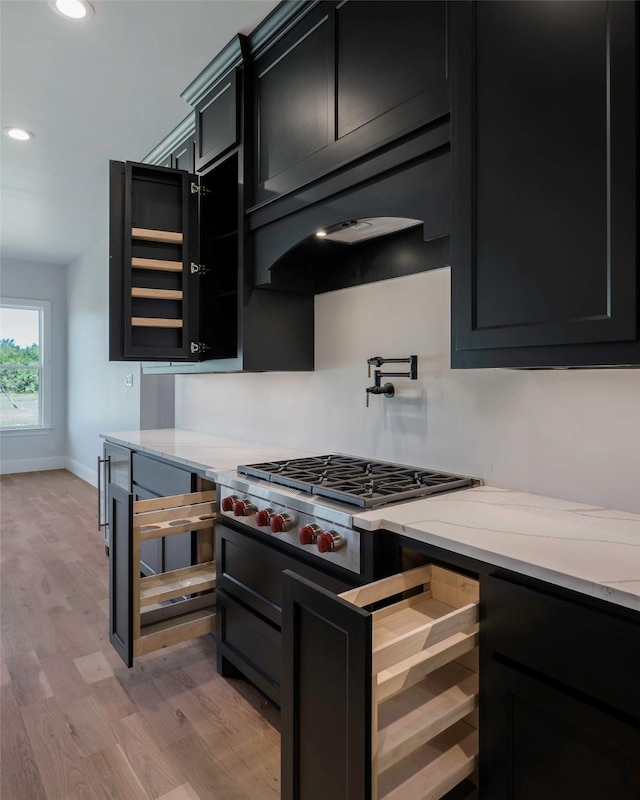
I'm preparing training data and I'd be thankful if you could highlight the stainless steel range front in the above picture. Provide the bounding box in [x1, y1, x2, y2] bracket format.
[217, 454, 477, 577]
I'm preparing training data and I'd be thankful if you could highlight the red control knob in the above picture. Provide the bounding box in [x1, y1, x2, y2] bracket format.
[256, 508, 274, 527]
[232, 499, 255, 517]
[299, 524, 321, 545]
[221, 495, 238, 512]
[270, 513, 293, 533]
[317, 531, 344, 553]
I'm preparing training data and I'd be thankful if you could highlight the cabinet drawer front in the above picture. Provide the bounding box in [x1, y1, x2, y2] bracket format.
[485, 574, 640, 720]
[132, 453, 194, 496]
[217, 589, 281, 698]
[216, 523, 352, 626]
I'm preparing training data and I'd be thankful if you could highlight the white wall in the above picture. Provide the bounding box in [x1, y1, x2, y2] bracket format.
[66, 236, 175, 485]
[66, 237, 141, 485]
[176, 268, 640, 513]
[0, 257, 68, 472]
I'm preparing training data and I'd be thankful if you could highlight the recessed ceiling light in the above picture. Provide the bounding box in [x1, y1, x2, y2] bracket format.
[49, 0, 94, 20]
[3, 127, 35, 141]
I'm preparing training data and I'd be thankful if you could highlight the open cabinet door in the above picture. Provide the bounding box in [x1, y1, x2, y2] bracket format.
[281, 570, 373, 800]
[108, 483, 134, 667]
[109, 160, 198, 362]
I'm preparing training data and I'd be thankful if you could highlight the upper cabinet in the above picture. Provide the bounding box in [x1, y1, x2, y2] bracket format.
[109, 30, 314, 371]
[252, 0, 449, 207]
[194, 68, 240, 174]
[450, 0, 639, 368]
[109, 161, 199, 362]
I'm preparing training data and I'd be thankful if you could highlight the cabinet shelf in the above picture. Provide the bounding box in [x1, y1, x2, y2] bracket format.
[131, 288, 183, 301]
[378, 721, 478, 800]
[131, 317, 183, 329]
[139, 560, 216, 607]
[132, 257, 183, 272]
[377, 662, 478, 773]
[136, 607, 216, 657]
[132, 227, 183, 244]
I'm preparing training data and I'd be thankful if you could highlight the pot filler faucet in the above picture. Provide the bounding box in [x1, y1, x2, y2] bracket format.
[366, 355, 418, 407]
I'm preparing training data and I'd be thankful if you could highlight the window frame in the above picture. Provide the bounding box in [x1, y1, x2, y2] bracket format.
[0, 297, 52, 435]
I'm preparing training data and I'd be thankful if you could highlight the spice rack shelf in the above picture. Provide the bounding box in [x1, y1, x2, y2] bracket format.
[109, 488, 217, 666]
[129, 226, 185, 341]
[131, 317, 183, 329]
[131, 288, 183, 300]
[132, 227, 183, 244]
[131, 257, 183, 272]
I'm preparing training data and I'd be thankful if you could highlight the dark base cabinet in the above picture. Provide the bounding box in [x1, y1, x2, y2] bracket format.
[482, 574, 640, 800]
[485, 660, 640, 800]
[282, 562, 481, 800]
[280, 533, 640, 799]
[215, 521, 353, 707]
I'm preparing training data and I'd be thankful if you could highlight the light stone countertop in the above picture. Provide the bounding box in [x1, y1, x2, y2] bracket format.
[100, 428, 314, 475]
[100, 429, 640, 612]
[354, 486, 640, 612]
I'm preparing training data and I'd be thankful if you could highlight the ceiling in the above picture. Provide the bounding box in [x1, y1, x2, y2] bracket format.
[0, 0, 280, 267]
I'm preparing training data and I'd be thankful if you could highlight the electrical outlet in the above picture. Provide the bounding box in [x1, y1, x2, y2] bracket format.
[124, 373, 134, 388]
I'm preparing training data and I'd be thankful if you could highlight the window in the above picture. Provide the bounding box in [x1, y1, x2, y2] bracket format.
[0, 298, 51, 431]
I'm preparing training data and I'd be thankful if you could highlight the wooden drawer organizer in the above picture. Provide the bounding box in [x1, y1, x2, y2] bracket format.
[283, 563, 479, 800]
[130, 227, 185, 332]
[109, 487, 216, 667]
[344, 565, 479, 799]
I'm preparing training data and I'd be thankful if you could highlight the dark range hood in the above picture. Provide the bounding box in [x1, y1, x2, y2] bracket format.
[249, 129, 452, 291]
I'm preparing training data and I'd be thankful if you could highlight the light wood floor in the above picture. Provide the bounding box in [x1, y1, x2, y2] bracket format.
[0, 469, 280, 800]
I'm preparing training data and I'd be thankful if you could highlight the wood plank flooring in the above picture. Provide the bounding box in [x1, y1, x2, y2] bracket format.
[0, 470, 280, 800]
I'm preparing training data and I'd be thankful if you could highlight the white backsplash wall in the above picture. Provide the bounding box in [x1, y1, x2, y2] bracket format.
[176, 268, 640, 512]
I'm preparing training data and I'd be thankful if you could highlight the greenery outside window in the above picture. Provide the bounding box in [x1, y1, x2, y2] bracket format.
[0, 298, 51, 432]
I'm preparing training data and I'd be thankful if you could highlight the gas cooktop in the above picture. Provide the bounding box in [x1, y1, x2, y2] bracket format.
[237, 454, 475, 509]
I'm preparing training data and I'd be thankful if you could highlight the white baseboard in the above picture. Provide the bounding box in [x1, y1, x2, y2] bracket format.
[65, 457, 98, 487]
[0, 455, 67, 475]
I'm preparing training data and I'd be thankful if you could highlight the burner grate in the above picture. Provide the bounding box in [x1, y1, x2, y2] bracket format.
[237, 455, 475, 508]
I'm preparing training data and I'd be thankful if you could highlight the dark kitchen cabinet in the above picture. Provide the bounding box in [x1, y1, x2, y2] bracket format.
[253, 0, 449, 207]
[282, 562, 480, 800]
[98, 441, 131, 551]
[109, 161, 201, 362]
[110, 153, 313, 370]
[483, 574, 640, 799]
[194, 67, 240, 174]
[283, 532, 640, 799]
[171, 136, 194, 174]
[216, 521, 352, 706]
[155, 139, 193, 172]
[451, 0, 639, 368]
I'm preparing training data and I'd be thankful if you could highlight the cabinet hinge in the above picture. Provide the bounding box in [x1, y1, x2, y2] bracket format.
[190, 182, 210, 196]
[190, 262, 210, 276]
[190, 342, 210, 355]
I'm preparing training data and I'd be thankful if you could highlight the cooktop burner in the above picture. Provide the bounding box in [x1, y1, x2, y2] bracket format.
[237, 455, 475, 508]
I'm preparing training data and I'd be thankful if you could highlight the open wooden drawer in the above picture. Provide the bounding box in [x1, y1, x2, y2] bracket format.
[108, 485, 217, 667]
[282, 564, 479, 800]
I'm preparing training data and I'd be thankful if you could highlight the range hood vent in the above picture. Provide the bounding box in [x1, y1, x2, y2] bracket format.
[315, 217, 422, 244]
